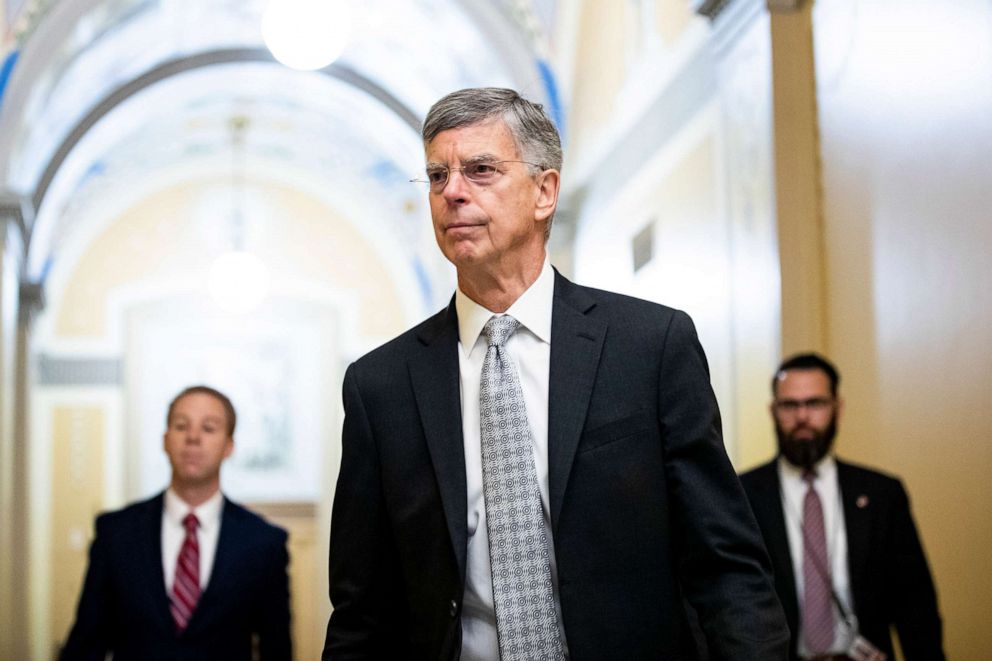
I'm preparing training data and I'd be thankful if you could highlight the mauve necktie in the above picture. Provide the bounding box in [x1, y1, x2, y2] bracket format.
[480, 315, 564, 661]
[802, 471, 835, 654]
[170, 512, 201, 634]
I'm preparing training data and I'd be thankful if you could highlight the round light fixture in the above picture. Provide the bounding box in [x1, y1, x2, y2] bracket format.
[208, 250, 271, 314]
[262, 0, 352, 71]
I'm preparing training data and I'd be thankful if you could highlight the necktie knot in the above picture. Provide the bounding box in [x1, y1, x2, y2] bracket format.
[483, 315, 520, 349]
[802, 469, 817, 485]
[182, 513, 199, 534]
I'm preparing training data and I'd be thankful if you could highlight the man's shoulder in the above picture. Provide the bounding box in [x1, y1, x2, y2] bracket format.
[738, 459, 779, 492]
[84, 495, 161, 551]
[350, 306, 450, 371]
[558, 277, 695, 348]
[739, 459, 778, 480]
[222, 499, 289, 543]
[94, 492, 162, 529]
[563, 278, 682, 320]
[835, 457, 905, 492]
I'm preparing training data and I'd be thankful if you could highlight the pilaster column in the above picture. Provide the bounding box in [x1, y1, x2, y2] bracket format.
[0, 189, 30, 661]
[767, 0, 825, 355]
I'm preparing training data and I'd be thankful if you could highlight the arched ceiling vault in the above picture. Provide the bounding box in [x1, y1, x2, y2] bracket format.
[0, 0, 562, 284]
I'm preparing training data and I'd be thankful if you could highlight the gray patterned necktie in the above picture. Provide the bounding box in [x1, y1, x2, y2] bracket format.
[480, 315, 565, 661]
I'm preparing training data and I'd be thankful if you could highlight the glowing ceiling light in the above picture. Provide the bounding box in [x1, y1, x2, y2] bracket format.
[262, 0, 352, 71]
[208, 250, 271, 314]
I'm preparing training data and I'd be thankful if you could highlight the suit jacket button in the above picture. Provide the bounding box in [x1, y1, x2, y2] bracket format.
[449, 599, 458, 617]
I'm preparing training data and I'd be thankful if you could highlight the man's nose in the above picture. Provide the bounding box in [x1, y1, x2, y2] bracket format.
[441, 169, 470, 202]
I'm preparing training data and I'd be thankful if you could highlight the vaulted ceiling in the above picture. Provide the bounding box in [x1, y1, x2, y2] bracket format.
[0, 0, 562, 281]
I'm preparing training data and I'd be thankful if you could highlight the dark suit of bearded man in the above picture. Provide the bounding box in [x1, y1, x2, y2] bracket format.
[741, 459, 944, 661]
[740, 352, 943, 660]
[324, 87, 788, 661]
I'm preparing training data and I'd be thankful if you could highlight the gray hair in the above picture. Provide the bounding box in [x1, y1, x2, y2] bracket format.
[421, 87, 563, 173]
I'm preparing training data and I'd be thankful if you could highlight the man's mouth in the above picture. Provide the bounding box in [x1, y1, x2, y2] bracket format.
[446, 221, 484, 229]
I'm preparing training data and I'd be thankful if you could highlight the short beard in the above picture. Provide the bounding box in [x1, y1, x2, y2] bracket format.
[776, 416, 837, 471]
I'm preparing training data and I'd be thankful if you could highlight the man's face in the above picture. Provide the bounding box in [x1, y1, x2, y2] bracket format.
[771, 368, 842, 470]
[163, 392, 234, 489]
[424, 119, 558, 270]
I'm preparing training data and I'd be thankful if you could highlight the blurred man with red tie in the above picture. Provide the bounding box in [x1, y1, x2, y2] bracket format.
[740, 354, 944, 660]
[61, 385, 292, 660]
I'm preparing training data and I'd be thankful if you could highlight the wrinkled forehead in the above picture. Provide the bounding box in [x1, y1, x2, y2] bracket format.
[424, 119, 520, 163]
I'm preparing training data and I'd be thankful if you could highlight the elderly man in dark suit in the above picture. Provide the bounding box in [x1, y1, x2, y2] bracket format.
[323, 87, 788, 660]
[740, 353, 944, 660]
[61, 385, 292, 660]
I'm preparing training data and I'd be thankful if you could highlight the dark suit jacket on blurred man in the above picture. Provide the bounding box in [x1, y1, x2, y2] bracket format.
[740, 353, 943, 660]
[61, 386, 292, 661]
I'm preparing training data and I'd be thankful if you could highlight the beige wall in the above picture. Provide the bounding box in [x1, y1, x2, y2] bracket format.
[49, 405, 104, 659]
[53, 179, 406, 340]
[566, 1, 779, 466]
[775, 1, 992, 656]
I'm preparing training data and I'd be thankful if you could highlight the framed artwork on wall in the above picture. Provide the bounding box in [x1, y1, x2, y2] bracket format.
[125, 295, 337, 503]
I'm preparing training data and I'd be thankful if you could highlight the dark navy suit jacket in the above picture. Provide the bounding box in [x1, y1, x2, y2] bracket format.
[324, 271, 789, 660]
[61, 492, 292, 660]
[740, 458, 944, 660]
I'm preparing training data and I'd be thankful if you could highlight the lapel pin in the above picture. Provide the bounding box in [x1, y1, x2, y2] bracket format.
[856, 495, 869, 509]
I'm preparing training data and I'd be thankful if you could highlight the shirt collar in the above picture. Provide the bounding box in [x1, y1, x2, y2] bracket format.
[778, 453, 837, 485]
[164, 487, 224, 531]
[455, 259, 554, 358]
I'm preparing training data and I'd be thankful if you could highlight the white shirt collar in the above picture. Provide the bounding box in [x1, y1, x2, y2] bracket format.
[164, 487, 224, 532]
[778, 453, 837, 486]
[455, 259, 554, 358]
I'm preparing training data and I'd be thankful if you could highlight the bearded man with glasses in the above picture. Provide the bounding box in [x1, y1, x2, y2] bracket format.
[740, 353, 944, 661]
[323, 87, 789, 660]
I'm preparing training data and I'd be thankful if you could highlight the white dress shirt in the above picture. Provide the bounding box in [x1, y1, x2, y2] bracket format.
[162, 488, 224, 593]
[456, 260, 567, 661]
[778, 455, 856, 656]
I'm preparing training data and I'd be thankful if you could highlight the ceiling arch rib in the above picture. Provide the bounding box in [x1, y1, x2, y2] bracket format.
[28, 60, 436, 298]
[29, 47, 422, 215]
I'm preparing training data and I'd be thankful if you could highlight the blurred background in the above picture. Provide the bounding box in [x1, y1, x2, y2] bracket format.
[0, 0, 988, 658]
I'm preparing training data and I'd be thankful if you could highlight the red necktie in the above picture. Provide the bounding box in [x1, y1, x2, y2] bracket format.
[170, 513, 201, 634]
[802, 471, 835, 654]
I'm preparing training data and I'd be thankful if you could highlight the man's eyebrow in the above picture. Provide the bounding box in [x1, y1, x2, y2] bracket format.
[426, 153, 502, 168]
[462, 153, 501, 164]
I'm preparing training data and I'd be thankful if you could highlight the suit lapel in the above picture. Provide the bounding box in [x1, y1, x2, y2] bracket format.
[186, 498, 237, 635]
[409, 301, 468, 577]
[140, 493, 175, 633]
[837, 461, 871, 614]
[752, 464, 800, 636]
[547, 272, 606, 530]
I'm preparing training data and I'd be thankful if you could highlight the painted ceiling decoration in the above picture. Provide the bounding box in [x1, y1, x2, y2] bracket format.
[0, 0, 561, 312]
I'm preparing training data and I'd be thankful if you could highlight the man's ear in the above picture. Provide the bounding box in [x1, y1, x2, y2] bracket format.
[534, 169, 560, 223]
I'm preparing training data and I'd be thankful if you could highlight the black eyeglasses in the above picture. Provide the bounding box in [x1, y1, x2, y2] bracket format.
[773, 397, 835, 414]
[410, 159, 542, 193]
